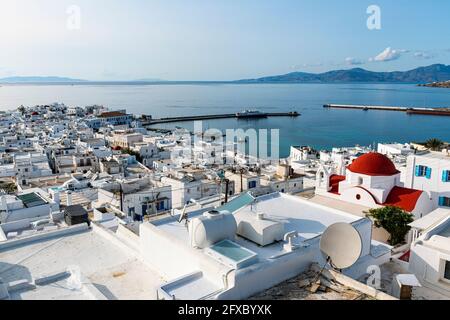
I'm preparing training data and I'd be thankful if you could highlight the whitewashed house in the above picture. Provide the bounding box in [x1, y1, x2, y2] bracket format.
[404, 150, 450, 211]
[408, 208, 450, 298]
[0, 188, 59, 223]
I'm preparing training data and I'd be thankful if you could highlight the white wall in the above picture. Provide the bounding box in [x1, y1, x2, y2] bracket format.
[409, 242, 450, 296]
[405, 154, 450, 210]
[139, 222, 228, 288]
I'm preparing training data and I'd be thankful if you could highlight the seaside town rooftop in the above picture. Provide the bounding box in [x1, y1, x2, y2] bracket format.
[0, 223, 163, 300]
[0, 102, 449, 301]
[147, 192, 391, 300]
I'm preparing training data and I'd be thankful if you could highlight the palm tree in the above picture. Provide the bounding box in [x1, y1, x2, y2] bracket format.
[425, 138, 444, 151]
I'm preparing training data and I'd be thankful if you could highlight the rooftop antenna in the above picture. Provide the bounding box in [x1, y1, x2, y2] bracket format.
[250, 199, 258, 213]
[312, 223, 362, 284]
[178, 205, 189, 227]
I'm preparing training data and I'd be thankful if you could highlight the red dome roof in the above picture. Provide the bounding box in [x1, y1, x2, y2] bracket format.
[347, 152, 400, 176]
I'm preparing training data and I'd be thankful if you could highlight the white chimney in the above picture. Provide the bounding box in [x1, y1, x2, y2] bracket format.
[66, 191, 73, 206]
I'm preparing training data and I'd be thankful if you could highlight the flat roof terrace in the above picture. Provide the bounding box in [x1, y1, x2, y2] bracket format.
[0, 228, 164, 300]
[151, 193, 361, 260]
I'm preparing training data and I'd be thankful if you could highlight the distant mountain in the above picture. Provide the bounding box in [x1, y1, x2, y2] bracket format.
[236, 64, 450, 83]
[0, 76, 87, 83]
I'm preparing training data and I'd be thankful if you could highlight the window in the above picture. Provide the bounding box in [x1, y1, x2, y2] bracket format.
[156, 201, 165, 211]
[442, 170, 450, 182]
[439, 197, 450, 208]
[248, 181, 257, 189]
[415, 165, 432, 179]
[444, 261, 450, 281]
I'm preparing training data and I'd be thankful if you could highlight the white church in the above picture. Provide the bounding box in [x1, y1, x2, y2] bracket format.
[316, 152, 434, 219]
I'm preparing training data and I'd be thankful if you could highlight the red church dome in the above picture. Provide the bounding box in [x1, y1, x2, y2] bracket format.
[347, 152, 400, 176]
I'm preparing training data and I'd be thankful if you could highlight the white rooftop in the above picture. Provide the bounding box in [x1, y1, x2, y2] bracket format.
[0, 227, 164, 300]
[152, 193, 361, 260]
[235, 193, 359, 241]
[415, 150, 450, 160]
[409, 208, 450, 231]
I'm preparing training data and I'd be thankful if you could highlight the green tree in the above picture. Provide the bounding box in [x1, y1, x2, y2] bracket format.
[425, 138, 444, 151]
[121, 148, 142, 162]
[366, 206, 414, 246]
[0, 181, 17, 194]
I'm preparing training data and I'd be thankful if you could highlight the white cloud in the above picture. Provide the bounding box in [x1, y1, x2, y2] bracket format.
[345, 57, 364, 66]
[370, 47, 406, 62]
[414, 51, 435, 60]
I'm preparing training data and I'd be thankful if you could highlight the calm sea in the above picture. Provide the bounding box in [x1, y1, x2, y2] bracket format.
[1, 83, 449, 157]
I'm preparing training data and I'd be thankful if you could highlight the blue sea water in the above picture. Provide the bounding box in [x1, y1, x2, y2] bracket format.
[0, 83, 449, 157]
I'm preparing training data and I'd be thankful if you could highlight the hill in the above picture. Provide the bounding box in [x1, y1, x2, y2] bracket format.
[236, 64, 450, 83]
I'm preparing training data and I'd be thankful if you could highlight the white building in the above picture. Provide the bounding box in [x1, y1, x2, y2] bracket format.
[377, 143, 415, 157]
[289, 146, 318, 162]
[131, 142, 160, 166]
[316, 152, 434, 219]
[225, 170, 260, 194]
[259, 164, 304, 194]
[0, 188, 59, 223]
[109, 132, 143, 149]
[408, 208, 450, 297]
[96, 178, 172, 220]
[141, 192, 391, 300]
[404, 150, 450, 211]
[161, 170, 225, 209]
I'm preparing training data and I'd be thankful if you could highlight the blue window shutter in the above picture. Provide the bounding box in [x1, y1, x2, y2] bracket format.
[443, 170, 448, 182]
[425, 167, 432, 179]
[415, 165, 421, 177]
[439, 197, 445, 206]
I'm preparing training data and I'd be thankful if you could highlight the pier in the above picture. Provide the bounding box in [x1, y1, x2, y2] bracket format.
[142, 111, 300, 125]
[323, 104, 450, 117]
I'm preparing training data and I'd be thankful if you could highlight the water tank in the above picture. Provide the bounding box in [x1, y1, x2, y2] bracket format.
[188, 210, 237, 249]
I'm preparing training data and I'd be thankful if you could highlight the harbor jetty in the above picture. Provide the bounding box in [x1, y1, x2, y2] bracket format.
[323, 104, 450, 117]
[142, 111, 299, 125]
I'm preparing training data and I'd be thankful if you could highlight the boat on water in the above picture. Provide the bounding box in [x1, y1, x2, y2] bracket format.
[235, 110, 268, 118]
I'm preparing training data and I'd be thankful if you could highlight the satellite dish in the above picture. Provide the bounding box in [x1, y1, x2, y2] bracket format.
[320, 223, 362, 270]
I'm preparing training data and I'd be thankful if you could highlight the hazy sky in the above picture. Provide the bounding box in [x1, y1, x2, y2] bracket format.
[1, 0, 449, 80]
